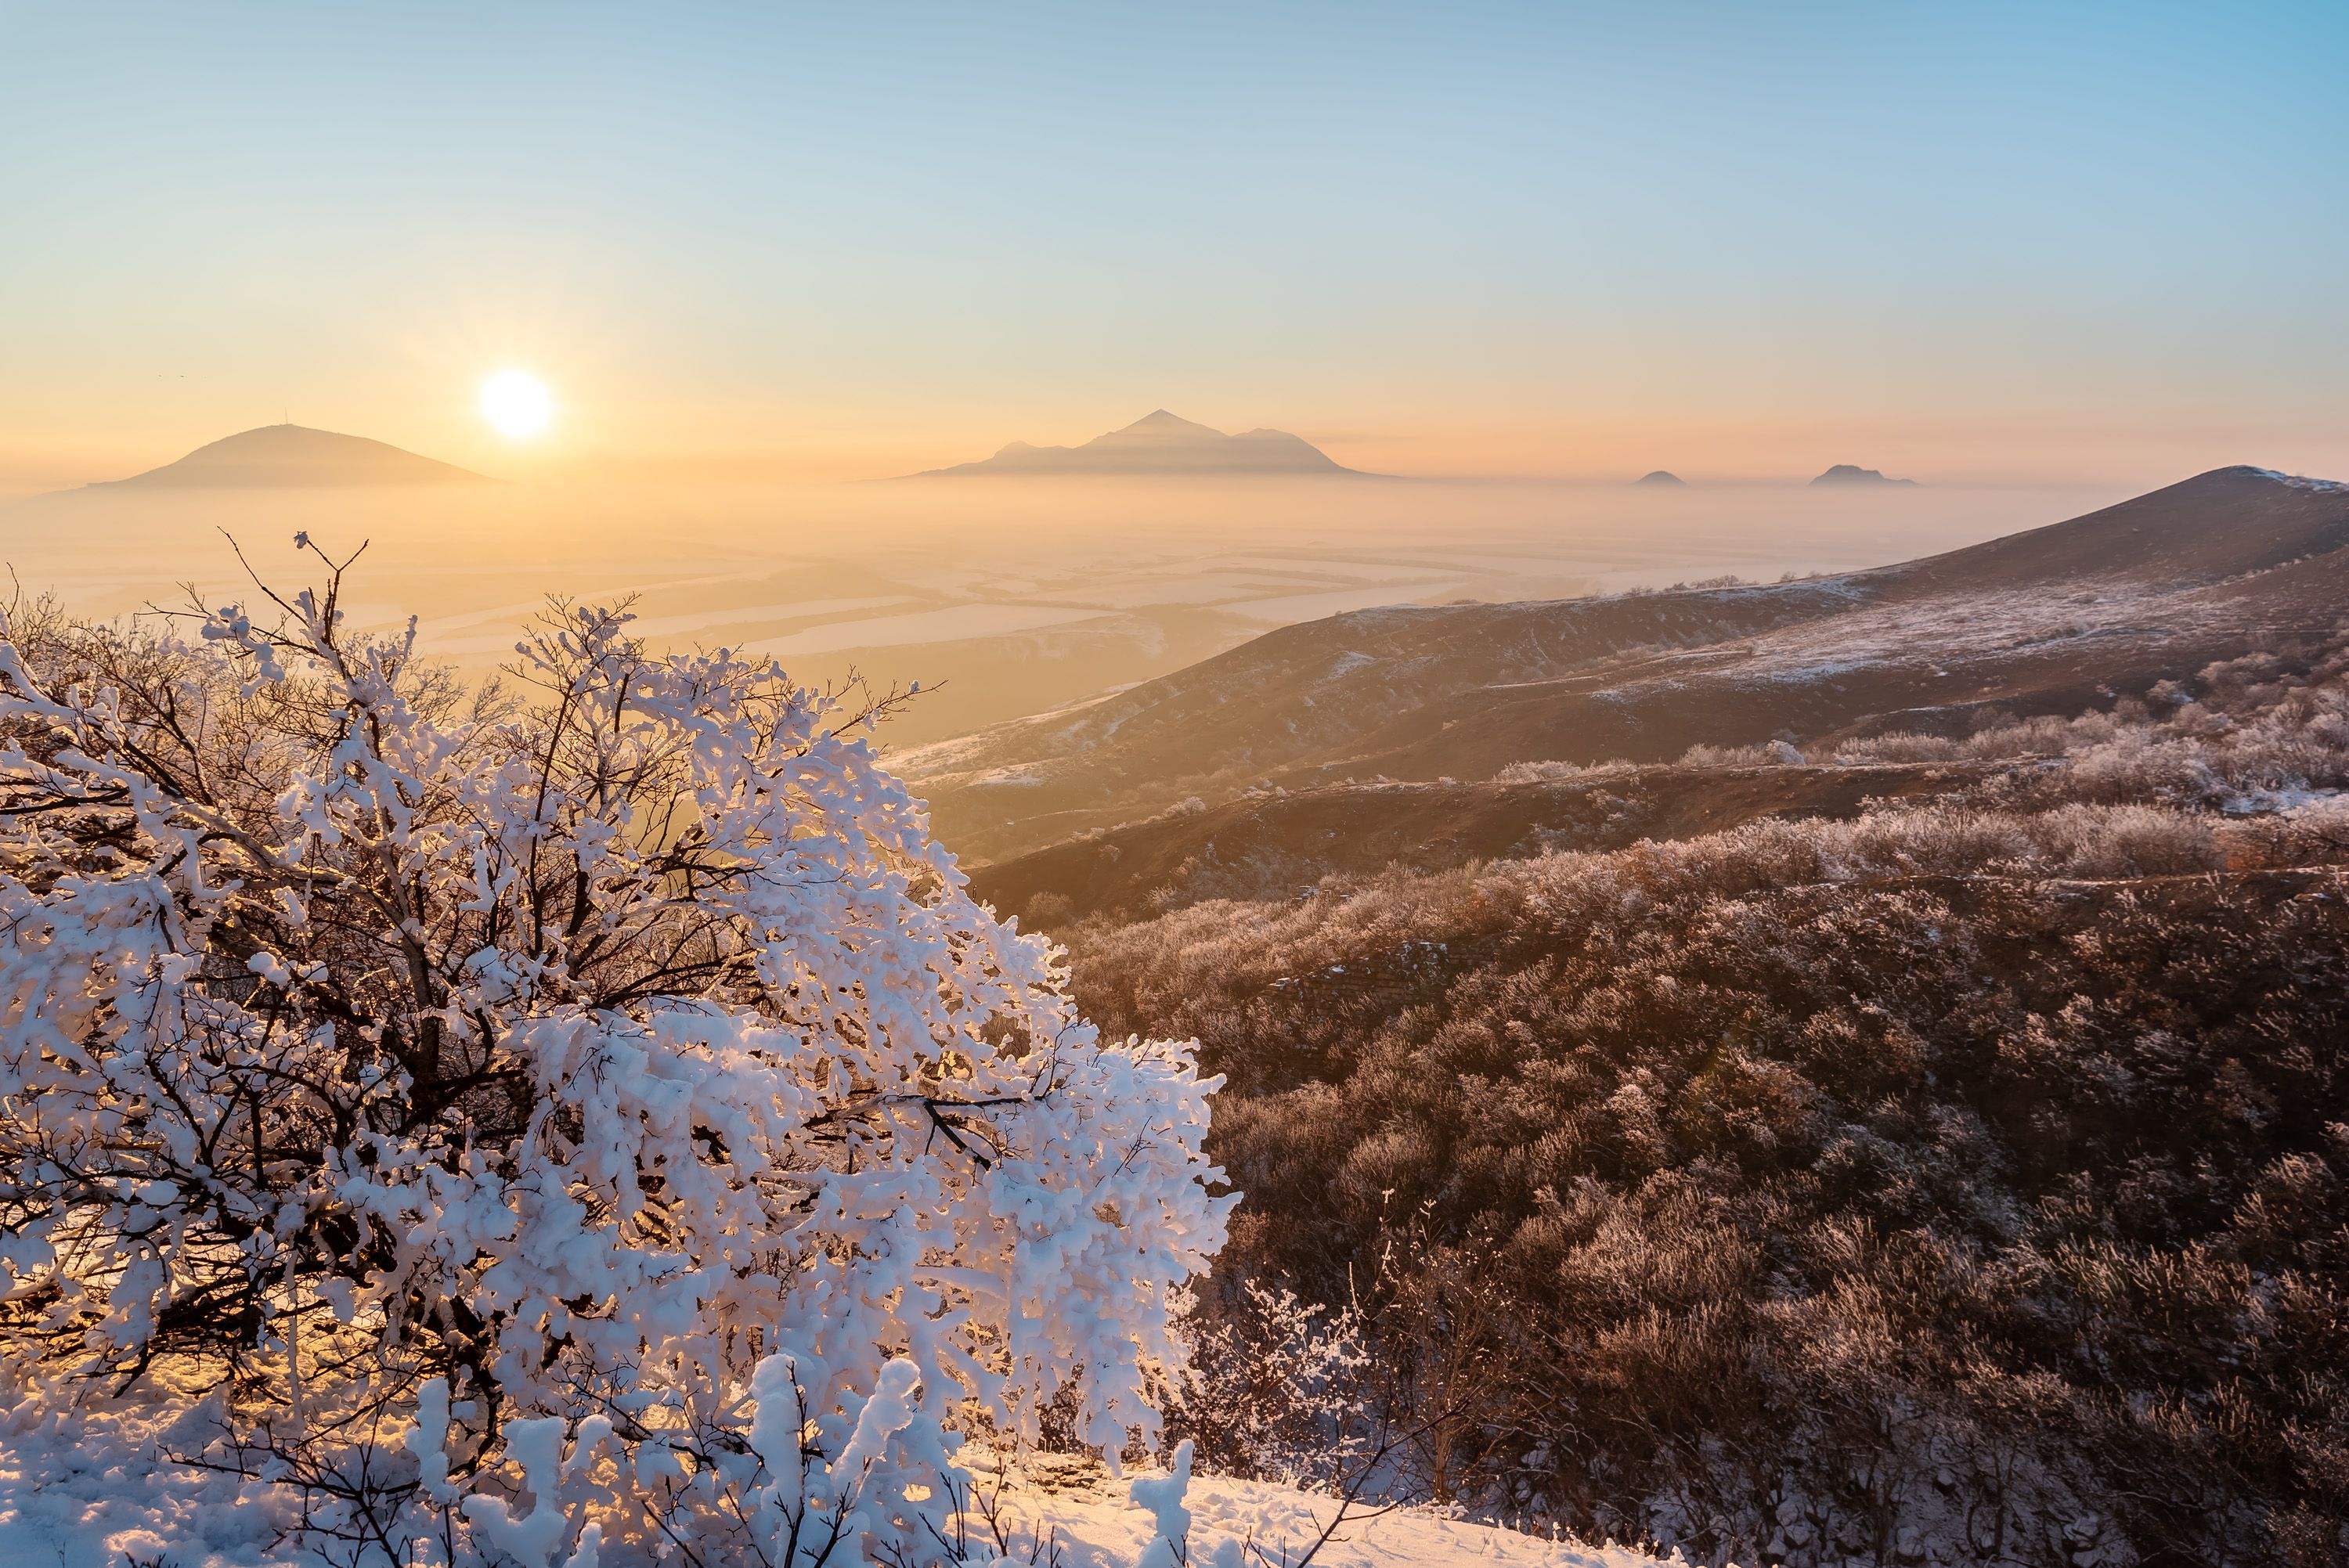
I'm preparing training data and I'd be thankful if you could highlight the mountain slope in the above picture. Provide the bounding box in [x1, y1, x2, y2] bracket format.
[901, 466, 2349, 863]
[909, 409, 1359, 477]
[92, 424, 491, 488]
[972, 761, 1994, 923]
[985, 467, 2349, 1566]
[1870, 463, 2348, 593]
[900, 579, 1861, 860]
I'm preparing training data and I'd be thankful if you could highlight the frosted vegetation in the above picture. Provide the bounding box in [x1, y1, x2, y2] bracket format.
[6, 532, 2345, 1566]
[1063, 632, 2349, 1566]
[0, 543, 1234, 1566]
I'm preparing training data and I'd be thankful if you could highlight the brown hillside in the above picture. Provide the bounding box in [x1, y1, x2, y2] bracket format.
[907, 467, 2349, 865]
[975, 763, 1994, 924]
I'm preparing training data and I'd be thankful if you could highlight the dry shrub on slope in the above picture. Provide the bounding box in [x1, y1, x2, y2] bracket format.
[1063, 650, 2349, 1567]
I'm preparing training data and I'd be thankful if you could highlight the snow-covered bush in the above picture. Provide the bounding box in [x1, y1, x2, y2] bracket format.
[0, 549, 1232, 1566]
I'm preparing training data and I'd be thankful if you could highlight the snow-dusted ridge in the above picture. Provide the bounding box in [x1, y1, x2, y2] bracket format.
[2243, 466, 2347, 492]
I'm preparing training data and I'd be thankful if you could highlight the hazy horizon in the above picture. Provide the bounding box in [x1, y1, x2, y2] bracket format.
[0, 460, 2148, 744]
[4, 2, 2344, 497]
[2, 0, 2342, 744]
[10, 409, 2223, 496]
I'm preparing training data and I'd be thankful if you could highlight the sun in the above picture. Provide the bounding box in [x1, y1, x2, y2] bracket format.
[480, 369, 554, 438]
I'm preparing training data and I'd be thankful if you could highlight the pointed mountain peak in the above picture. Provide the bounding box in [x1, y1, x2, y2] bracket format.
[1116, 409, 1221, 436]
[1811, 463, 1917, 488]
[906, 411, 1366, 478]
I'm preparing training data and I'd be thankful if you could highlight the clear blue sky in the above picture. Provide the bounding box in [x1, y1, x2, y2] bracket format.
[2, 1, 2343, 486]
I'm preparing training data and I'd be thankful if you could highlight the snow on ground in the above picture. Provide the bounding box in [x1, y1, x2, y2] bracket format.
[0, 1390, 1666, 1568]
[2224, 784, 2349, 816]
[1027, 1467, 1668, 1568]
[0, 1374, 294, 1568]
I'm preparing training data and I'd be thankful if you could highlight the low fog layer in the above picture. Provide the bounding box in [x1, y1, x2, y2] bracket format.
[0, 474, 2130, 745]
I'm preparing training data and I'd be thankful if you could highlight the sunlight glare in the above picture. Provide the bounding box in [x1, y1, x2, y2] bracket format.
[480, 369, 554, 438]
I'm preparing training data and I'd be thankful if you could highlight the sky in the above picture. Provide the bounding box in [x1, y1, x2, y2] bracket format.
[2, 1, 2344, 494]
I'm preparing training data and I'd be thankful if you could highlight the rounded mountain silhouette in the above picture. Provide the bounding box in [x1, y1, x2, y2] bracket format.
[909, 410, 1361, 477]
[1634, 470, 1687, 487]
[91, 424, 490, 488]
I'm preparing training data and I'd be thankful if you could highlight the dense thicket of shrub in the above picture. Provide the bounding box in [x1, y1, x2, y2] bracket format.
[1065, 645, 2349, 1566]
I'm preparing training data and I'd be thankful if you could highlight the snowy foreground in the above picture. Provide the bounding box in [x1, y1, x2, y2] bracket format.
[1004, 1471, 1668, 1568]
[0, 1400, 1663, 1568]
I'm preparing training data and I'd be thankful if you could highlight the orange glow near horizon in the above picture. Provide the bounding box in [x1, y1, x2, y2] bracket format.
[0, 8, 2343, 502]
[8, 395, 2349, 500]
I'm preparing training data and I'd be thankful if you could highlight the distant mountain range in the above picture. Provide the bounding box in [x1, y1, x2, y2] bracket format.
[907, 410, 1362, 478]
[89, 424, 489, 488]
[1810, 463, 1916, 487]
[60, 419, 1934, 490]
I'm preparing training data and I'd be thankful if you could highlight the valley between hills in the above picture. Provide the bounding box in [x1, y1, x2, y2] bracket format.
[901, 465, 2349, 872]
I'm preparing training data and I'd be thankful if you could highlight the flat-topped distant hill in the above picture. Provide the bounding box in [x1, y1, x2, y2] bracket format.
[88, 424, 490, 488]
[906, 409, 1363, 477]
